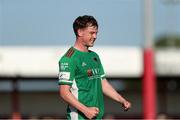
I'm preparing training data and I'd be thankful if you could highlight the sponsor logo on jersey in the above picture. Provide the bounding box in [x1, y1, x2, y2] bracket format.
[60, 62, 69, 71]
[59, 72, 70, 80]
[92, 68, 100, 75]
[82, 62, 87, 67]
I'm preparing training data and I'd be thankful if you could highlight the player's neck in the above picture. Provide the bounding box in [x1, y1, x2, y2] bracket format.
[74, 40, 89, 52]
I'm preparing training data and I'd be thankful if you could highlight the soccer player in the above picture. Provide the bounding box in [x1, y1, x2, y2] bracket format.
[58, 15, 131, 120]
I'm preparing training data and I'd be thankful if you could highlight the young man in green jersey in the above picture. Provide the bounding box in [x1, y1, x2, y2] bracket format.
[58, 15, 131, 120]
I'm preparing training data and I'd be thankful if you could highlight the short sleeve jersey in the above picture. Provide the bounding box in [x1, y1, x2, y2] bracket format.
[58, 47, 106, 120]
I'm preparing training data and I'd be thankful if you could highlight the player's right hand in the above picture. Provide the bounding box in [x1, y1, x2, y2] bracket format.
[122, 100, 131, 111]
[83, 107, 99, 119]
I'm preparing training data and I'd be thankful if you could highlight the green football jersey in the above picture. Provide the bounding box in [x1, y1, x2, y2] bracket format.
[58, 47, 106, 120]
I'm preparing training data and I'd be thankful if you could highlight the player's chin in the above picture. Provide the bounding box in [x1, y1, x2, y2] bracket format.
[88, 43, 94, 47]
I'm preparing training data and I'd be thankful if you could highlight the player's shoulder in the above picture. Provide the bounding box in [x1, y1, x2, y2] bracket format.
[65, 47, 76, 58]
[59, 47, 77, 62]
[89, 49, 99, 57]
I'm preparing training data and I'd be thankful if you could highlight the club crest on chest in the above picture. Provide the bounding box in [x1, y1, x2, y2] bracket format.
[87, 69, 93, 77]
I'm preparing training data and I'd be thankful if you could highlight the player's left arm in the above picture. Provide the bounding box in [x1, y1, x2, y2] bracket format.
[101, 79, 131, 111]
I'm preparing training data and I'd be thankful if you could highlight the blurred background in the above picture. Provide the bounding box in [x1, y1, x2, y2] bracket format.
[0, 0, 180, 119]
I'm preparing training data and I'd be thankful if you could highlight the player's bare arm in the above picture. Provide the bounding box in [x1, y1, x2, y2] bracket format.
[101, 79, 131, 111]
[59, 85, 99, 119]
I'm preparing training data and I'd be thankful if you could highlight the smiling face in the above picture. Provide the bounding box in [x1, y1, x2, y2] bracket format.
[78, 26, 98, 47]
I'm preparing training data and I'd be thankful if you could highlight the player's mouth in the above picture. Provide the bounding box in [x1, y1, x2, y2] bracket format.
[91, 39, 96, 43]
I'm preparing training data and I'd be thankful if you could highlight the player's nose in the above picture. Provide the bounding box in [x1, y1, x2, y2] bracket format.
[93, 33, 97, 39]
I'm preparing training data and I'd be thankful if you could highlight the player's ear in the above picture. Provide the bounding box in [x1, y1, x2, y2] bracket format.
[77, 29, 84, 37]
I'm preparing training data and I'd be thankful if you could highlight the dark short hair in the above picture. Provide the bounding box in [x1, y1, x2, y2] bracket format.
[73, 15, 98, 36]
